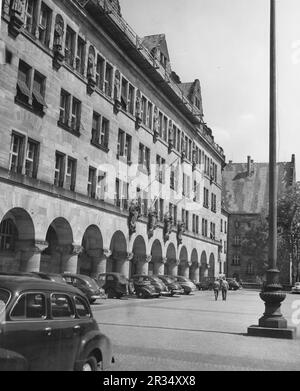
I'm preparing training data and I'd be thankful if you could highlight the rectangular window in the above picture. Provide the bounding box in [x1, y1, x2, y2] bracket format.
[25, 139, 39, 179]
[117, 129, 131, 163]
[141, 96, 147, 125]
[115, 179, 129, 210]
[59, 89, 71, 125]
[96, 171, 106, 201]
[115, 178, 120, 207]
[139, 143, 150, 172]
[70, 97, 81, 132]
[92, 112, 110, 149]
[159, 198, 164, 222]
[65, 26, 76, 67]
[121, 77, 128, 111]
[128, 84, 135, 115]
[32, 70, 46, 111]
[54, 152, 65, 187]
[163, 116, 168, 141]
[87, 166, 96, 198]
[170, 166, 175, 190]
[16, 60, 32, 105]
[185, 211, 189, 231]
[91, 112, 100, 144]
[65, 157, 76, 191]
[100, 117, 109, 148]
[9, 133, 25, 174]
[104, 63, 113, 96]
[147, 101, 153, 129]
[177, 129, 181, 152]
[38, 2, 52, 47]
[75, 36, 86, 75]
[24, 0, 36, 35]
[96, 55, 105, 91]
[156, 155, 165, 183]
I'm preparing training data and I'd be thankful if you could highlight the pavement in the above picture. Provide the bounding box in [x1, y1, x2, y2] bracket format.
[92, 289, 300, 371]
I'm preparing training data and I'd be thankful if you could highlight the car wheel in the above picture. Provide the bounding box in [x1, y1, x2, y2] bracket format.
[90, 299, 96, 304]
[82, 356, 98, 371]
[106, 288, 115, 299]
[137, 291, 145, 299]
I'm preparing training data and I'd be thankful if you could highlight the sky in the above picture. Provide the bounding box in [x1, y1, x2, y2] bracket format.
[119, 0, 300, 180]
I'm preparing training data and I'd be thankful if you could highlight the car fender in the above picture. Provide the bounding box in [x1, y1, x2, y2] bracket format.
[0, 348, 29, 371]
[75, 330, 113, 371]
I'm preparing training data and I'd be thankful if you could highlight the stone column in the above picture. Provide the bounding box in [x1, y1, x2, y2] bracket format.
[20, 240, 48, 272]
[62, 244, 83, 274]
[89, 248, 111, 278]
[136, 255, 151, 275]
[154, 257, 166, 275]
[191, 263, 200, 283]
[168, 259, 179, 276]
[119, 252, 133, 278]
[183, 261, 191, 278]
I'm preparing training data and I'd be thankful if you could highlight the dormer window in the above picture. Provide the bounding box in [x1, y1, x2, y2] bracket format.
[160, 52, 167, 68]
[195, 96, 201, 109]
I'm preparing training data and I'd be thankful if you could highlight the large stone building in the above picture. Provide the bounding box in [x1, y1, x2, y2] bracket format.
[222, 155, 296, 284]
[0, 0, 226, 281]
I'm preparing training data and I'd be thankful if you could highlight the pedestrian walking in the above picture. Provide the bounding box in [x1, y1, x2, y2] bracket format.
[220, 278, 229, 301]
[213, 279, 220, 301]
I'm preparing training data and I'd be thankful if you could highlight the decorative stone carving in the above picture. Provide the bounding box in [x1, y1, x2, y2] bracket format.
[103, 248, 112, 258]
[8, 0, 26, 38]
[153, 106, 159, 143]
[163, 212, 172, 242]
[53, 15, 65, 70]
[87, 46, 96, 95]
[161, 257, 167, 265]
[128, 199, 141, 237]
[126, 252, 134, 262]
[33, 240, 49, 254]
[71, 244, 84, 256]
[147, 207, 158, 239]
[113, 69, 121, 113]
[177, 221, 185, 245]
[135, 89, 142, 129]
[145, 255, 152, 263]
[181, 150, 186, 163]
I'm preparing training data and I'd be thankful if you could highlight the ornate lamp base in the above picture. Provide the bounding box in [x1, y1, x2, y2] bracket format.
[248, 269, 296, 339]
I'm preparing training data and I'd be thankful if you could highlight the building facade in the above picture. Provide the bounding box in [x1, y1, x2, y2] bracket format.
[0, 0, 226, 281]
[222, 155, 296, 284]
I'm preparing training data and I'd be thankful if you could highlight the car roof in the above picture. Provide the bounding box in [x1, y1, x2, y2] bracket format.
[0, 275, 82, 294]
[62, 273, 94, 279]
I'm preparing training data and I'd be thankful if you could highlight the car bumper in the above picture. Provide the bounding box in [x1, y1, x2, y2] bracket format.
[171, 289, 184, 295]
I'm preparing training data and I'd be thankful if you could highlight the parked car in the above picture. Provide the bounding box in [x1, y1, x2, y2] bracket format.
[172, 276, 197, 295]
[195, 277, 215, 291]
[62, 273, 102, 303]
[0, 275, 113, 371]
[226, 278, 241, 291]
[0, 348, 28, 371]
[97, 272, 129, 299]
[291, 282, 300, 294]
[156, 275, 184, 296]
[132, 278, 160, 299]
[132, 275, 169, 296]
[31, 272, 67, 284]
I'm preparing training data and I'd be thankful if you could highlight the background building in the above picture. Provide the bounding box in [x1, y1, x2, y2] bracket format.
[222, 155, 296, 284]
[0, 0, 226, 280]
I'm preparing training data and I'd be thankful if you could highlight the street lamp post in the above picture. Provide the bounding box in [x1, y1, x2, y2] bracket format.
[247, 0, 296, 339]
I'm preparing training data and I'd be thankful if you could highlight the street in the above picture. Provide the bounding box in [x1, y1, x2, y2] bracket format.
[92, 289, 300, 371]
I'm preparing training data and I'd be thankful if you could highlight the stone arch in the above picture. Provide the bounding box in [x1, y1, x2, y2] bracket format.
[108, 230, 128, 275]
[0, 208, 35, 272]
[41, 217, 73, 273]
[178, 246, 189, 277]
[131, 235, 147, 276]
[200, 250, 208, 279]
[165, 242, 177, 276]
[208, 253, 215, 278]
[79, 225, 103, 277]
[189, 249, 199, 282]
[150, 239, 163, 275]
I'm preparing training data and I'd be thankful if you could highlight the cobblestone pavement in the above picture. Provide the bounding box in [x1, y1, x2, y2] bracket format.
[92, 289, 300, 371]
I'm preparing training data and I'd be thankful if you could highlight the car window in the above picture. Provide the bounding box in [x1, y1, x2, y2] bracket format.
[10, 293, 46, 320]
[63, 276, 73, 284]
[75, 296, 91, 318]
[0, 289, 10, 321]
[51, 294, 74, 318]
[107, 276, 114, 281]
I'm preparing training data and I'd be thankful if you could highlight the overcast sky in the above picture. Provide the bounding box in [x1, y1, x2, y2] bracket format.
[119, 0, 300, 180]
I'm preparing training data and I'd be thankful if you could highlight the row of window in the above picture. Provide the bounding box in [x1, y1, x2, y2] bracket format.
[231, 257, 255, 274]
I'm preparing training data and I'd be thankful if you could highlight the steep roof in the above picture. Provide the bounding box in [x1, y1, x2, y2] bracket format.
[222, 157, 295, 214]
[180, 79, 203, 116]
[142, 34, 170, 61]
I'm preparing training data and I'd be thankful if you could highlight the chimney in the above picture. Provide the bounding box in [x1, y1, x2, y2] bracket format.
[247, 156, 251, 176]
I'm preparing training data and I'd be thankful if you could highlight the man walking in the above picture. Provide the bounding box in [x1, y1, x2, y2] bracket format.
[220, 278, 229, 301]
[213, 279, 220, 301]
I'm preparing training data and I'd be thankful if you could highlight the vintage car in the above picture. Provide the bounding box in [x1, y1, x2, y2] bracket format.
[62, 273, 102, 303]
[0, 275, 113, 371]
[131, 277, 160, 299]
[171, 276, 197, 295]
[156, 275, 184, 296]
[97, 272, 129, 299]
[131, 275, 169, 296]
[226, 278, 241, 291]
[31, 272, 67, 284]
[195, 277, 215, 291]
[291, 282, 300, 294]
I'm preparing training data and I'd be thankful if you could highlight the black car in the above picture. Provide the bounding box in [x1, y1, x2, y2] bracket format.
[97, 272, 129, 299]
[62, 273, 102, 303]
[31, 272, 67, 284]
[156, 275, 184, 296]
[132, 275, 169, 296]
[0, 275, 113, 371]
[226, 278, 241, 290]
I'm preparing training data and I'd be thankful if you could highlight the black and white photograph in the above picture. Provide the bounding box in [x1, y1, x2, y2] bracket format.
[0, 0, 300, 377]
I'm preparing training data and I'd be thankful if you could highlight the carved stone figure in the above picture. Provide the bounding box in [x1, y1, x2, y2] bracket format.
[153, 106, 159, 142]
[147, 208, 158, 239]
[135, 89, 142, 129]
[8, 0, 26, 38]
[163, 213, 172, 242]
[87, 48, 96, 95]
[128, 200, 141, 236]
[168, 120, 173, 151]
[177, 221, 185, 245]
[11, 0, 26, 15]
[53, 15, 64, 51]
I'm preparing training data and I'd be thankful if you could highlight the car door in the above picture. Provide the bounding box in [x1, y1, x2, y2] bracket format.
[1, 291, 54, 371]
[47, 292, 82, 371]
